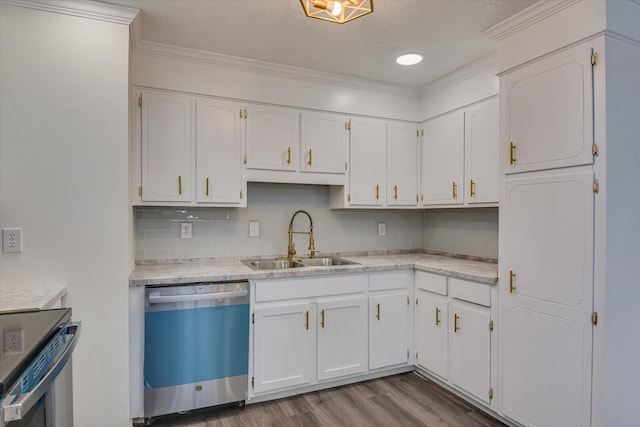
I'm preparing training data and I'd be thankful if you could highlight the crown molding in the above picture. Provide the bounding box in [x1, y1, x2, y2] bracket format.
[483, 0, 581, 41]
[0, 0, 138, 25]
[130, 18, 418, 100]
[419, 54, 496, 98]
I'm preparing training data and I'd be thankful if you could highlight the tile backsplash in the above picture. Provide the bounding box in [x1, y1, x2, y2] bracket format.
[134, 183, 498, 262]
[135, 183, 425, 261]
[423, 208, 498, 260]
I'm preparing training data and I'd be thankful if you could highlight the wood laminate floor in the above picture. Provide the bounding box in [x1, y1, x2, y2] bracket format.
[150, 373, 507, 427]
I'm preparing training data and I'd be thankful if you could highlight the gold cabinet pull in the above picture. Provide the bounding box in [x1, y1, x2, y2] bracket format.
[178, 176, 183, 195]
[305, 310, 309, 330]
[205, 177, 210, 196]
[393, 185, 398, 200]
[375, 184, 380, 200]
[470, 179, 475, 197]
[321, 309, 325, 328]
[509, 271, 516, 293]
[376, 303, 381, 320]
[452, 182, 457, 199]
[454, 313, 460, 332]
[307, 149, 312, 166]
[510, 142, 516, 165]
[287, 147, 292, 164]
[435, 307, 441, 325]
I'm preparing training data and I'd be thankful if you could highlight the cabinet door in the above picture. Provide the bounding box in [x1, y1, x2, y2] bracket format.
[450, 302, 491, 404]
[369, 292, 409, 370]
[196, 99, 244, 204]
[245, 105, 299, 172]
[253, 303, 314, 394]
[300, 112, 348, 175]
[140, 91, 191, 202]
[501, 168, 593, 427]
[421, 111, 464, 205]
[465, 98, 499, 204]
[387, 121, 419, 206]
[317, 297, 367, 381]
[349, 118, 386, 206]
[504, 42, 594, 174]
[415, 289, 448, 379]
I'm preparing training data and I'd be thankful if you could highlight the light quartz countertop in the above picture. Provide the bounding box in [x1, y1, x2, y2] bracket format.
[0, 286, 68, 313]
[130, 253, 498, 287]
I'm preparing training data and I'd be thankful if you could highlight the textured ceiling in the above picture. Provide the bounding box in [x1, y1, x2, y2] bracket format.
[105, 0, 537, 88]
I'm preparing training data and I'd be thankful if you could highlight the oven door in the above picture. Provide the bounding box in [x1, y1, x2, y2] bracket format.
[1, 323, 81, 427]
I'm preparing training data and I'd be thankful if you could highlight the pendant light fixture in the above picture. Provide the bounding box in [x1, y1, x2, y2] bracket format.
[300, 0, 374, 24]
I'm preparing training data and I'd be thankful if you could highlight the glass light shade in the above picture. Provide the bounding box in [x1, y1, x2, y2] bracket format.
[300, 0, 374, 24]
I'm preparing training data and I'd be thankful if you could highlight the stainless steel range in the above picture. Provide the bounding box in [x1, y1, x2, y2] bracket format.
[0, 308, 80, 427]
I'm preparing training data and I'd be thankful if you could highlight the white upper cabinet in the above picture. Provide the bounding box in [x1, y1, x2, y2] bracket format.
[139, 90, 192, 203]
[349, 118, 387, 206]
[421, 110, 465, 205]
[504, 42, 594, 174]
[245, 104, 299, 172]
[465, 98, 499, 204]
[300, 112, 348, 175]
[196, 98, 245, 205]
[387, 121, 419, 207]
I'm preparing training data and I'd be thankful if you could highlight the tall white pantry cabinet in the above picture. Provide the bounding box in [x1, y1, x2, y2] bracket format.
[487, 1, 640, 426]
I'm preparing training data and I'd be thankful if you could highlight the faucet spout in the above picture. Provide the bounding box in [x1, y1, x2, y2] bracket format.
[287, 210, 317, 259]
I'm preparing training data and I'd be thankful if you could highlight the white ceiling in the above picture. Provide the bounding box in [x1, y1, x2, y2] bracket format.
[105, 0, 537, 88]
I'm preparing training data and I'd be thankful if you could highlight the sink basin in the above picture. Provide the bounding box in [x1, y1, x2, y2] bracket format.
[298, 257, 358, 267]
[242, 259, 305, 270]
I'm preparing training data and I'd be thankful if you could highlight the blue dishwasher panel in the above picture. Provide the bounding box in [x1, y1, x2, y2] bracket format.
[144, 304, 249, 389]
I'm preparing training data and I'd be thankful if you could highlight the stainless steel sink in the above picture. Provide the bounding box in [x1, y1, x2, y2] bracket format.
[242, 256, 358, 270]
[241, 259, 305, 270]
[298, 257, 358, 267]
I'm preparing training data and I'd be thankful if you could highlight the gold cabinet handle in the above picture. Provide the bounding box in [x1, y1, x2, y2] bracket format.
[376, 303, 381, 320]
[205, 177, 210, 196]
[305, 310, 309, 330]
[509, 270, 516, 293]
[452, 182, 457, 199]
[287, 147, 292, 164]
[178, 176, 183, 195]
[435, 307, 441, 325]
[393, 185, 398, 200]
[510, 142, 516, 165]
[375, 184, 380, 200]
[470, 179, 475, 197]
[307, 149, 312, 166]
[454, 313, 460, 333]
[321, 309, 325, 328]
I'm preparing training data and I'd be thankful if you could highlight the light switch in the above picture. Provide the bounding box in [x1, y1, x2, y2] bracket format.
[249, 221, 260, 237]
[378, 222, 386, 236]
[180, 223, 192, 239]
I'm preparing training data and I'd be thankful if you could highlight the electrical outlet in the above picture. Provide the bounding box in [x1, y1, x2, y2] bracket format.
[378, 223, 386, 236]
[180, 223, 192, 239]
[4, 329, 23, 353]
[2, 228, 23, 253]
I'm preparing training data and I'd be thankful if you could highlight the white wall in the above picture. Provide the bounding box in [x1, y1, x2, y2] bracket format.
[0, 5, 131, 427]
[135, 183, 424, 261]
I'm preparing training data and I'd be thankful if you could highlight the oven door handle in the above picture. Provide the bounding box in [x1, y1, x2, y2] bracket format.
[2, 322, 81, 424]
[148, 290, 248, 304]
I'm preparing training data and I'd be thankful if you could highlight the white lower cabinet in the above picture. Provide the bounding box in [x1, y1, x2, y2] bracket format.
[317, 297, 367, 380]
[253, 302, 315, 394]
[414, 271, 495, 406]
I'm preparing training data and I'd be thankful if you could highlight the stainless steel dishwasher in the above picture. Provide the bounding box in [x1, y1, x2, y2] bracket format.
[143, 281, 249, 419]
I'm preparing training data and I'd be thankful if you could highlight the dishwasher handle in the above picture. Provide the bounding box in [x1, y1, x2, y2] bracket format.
[148, 290, 248, 304]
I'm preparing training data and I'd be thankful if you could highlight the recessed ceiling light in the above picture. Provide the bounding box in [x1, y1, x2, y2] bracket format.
[396, 53, 423, 66]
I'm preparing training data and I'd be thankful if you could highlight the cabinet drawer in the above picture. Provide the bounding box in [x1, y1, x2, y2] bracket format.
[369, 270, 411, 292]
[449, 278, 491, 307]
[255, 274, 366, 302]
[415, 271, 447, 295]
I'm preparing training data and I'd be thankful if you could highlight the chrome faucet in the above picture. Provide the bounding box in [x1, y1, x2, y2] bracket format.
[287, 210, 317, 259]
